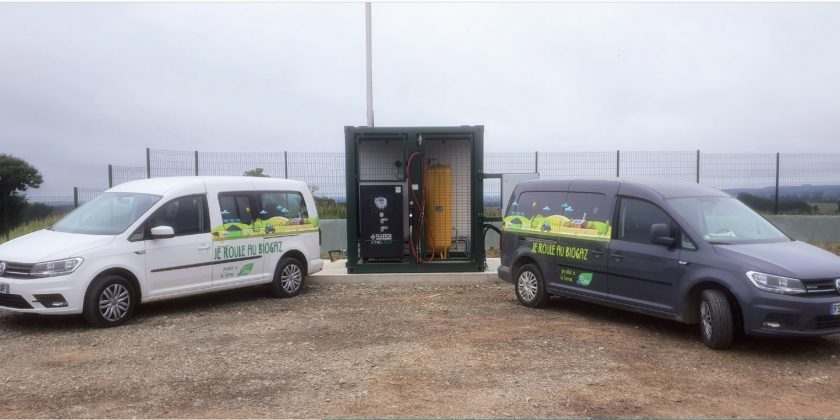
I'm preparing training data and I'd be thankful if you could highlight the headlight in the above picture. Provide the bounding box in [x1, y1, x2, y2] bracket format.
[30, 258, 84, 278]
[746, 271, 806, 295]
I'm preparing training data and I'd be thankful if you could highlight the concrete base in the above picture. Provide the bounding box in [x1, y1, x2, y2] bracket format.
[310, 258, 503, 284]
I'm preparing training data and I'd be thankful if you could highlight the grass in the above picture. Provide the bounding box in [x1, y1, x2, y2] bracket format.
[815, 243, 840, 256]
[1, 214, 64, 245]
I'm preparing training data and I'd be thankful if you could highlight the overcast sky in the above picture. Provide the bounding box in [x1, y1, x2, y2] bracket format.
[2, 2, 840, 194]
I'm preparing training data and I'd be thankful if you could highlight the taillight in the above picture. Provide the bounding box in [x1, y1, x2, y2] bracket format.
[319, 228, 322, 246]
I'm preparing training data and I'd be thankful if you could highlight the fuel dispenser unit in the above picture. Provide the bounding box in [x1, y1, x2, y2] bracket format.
[344, 126, 486, 273]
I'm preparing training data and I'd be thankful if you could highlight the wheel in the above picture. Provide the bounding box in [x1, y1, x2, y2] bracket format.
[699, 289, 735, 350]
[515, 263, 548, 308]
[271, 258, 305, 298]
[83, 275, 137, 327]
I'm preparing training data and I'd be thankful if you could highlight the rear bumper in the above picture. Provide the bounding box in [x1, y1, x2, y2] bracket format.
[498, 264, 513, 284]
[308, 258, 324, 275]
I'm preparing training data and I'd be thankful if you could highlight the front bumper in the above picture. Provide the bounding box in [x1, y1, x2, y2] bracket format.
[0, 274, 85, 315]
[743, 291, 840, 337]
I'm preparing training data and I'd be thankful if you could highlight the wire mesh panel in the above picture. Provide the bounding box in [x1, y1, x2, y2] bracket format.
[358, 139, 404, 181]
[619, 151, 696, 182]
[780, 153, 840, 187]
[286, 152, 346, 200]
[77, 188, 106, 205]
[149, 149, 195, 177]
[538, 151, 616, 179]
[24, 194, 75, 210]
[484, 152, 536, 174]
[111, 165, 147, 186]
[197, 151, 285, 178]
[483, 177, 502, 219]
[699, 153, 777, 190]
[425, 139, 472, 251]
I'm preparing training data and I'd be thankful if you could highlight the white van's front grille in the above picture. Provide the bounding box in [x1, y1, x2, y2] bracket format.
[0, 261, 34, 279]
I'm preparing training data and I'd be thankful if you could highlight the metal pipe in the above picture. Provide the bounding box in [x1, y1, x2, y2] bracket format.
[365, 2, 374, 127]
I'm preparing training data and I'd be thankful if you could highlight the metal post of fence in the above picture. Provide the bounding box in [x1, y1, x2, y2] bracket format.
[616, 150, 620, 177]
[194, 150, 199, 176]
[146, 148, 151, 178]
[534, 151, 539, 174]
[284, 151, 289, 179]
[108, 165, 113, 188]
[73, 187, 79, 209]
[696, 150, 700, 183]
[774, 152, 780, 215]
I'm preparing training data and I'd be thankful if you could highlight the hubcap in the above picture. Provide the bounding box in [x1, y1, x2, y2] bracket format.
[700, 301, 713, 340]
[518, 271, 538, 301]
[99, 283, 130, 322]
[280, 264, 303, 292]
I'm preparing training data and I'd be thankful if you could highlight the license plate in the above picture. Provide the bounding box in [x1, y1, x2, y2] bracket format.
[833, 303, 840, 316]
[0, 283, 8, 294]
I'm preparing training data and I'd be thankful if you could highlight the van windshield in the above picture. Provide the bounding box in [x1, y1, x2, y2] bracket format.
[53, 192, 162, 235]
[667, 196, 789, 244]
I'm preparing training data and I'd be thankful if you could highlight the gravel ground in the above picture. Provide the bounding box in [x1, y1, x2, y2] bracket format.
[2, 279, 840, 418]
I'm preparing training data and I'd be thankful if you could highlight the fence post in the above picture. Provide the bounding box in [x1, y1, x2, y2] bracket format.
[696, 150, 700, 183]
[73, 187, 79, 209]
[616, 150, 620, 177]
[194, 150, 199, 176]
[774, 152, 780, 215]
[108, 164, 113, 188]
[284, 151, 289, 179]
[534, 151, 539, 174]
[146, 148, 151, 178]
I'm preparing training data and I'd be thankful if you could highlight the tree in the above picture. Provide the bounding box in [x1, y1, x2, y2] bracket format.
[243, 168, 270, 177]
[0, 154, 43, 239]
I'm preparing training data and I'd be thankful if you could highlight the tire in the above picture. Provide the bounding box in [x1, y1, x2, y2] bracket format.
[515, 263, 548, 308]
[699, 289, 735, 350]
[83, 275, 137, 327]
[270, 257, 306, 298]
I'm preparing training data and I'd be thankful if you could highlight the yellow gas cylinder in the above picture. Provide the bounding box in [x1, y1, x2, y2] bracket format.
[424, 164, 453, 259]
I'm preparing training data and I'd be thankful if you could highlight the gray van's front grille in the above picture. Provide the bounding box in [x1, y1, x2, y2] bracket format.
[0, 261, 34, 279]
[802, 278, 839, 295]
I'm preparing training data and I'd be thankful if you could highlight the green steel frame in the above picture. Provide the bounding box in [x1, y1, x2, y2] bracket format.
[344, 126, 486, 274]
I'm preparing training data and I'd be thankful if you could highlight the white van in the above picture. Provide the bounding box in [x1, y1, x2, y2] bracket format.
[0, 176, 324, 327]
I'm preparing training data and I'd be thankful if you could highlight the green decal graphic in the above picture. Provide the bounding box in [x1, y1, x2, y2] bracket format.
[212, 217, 319, 242]
[238, 263, 254, 277]
[576, 272, 593, 287]
[505, 214, 611, 242]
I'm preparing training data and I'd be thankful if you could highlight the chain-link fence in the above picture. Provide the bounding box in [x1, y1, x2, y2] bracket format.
[109, 165, 147, 187]
[91, 148, 840, 216]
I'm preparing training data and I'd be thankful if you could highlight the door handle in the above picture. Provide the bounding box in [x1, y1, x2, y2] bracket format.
[611, 252, 624, 261]
[591, 249, 604, 258]
[198, 243, 211, 251]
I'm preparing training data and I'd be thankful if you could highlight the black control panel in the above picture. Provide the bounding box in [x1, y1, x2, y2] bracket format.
[359, 184, 404, 259]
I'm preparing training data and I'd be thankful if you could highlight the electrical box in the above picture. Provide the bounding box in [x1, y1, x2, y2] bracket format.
[359, 184, 404, 259]
[345, 126, 486, 273]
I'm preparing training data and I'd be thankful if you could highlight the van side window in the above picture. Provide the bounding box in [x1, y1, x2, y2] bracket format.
[258, 192, 308, 220]
[147, 195, 209, 237]
[219, 193, 254, 225]
[618, 198, 673, 245]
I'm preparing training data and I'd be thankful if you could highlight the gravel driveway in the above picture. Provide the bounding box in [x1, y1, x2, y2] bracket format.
[2, 278, 840, 418]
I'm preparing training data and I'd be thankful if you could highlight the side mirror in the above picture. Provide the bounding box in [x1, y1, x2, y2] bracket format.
[150, 225, 175, 239]
[650, 223, 675, 247]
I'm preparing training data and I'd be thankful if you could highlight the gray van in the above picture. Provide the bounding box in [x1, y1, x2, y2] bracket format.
[497, 179, 840, 349]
